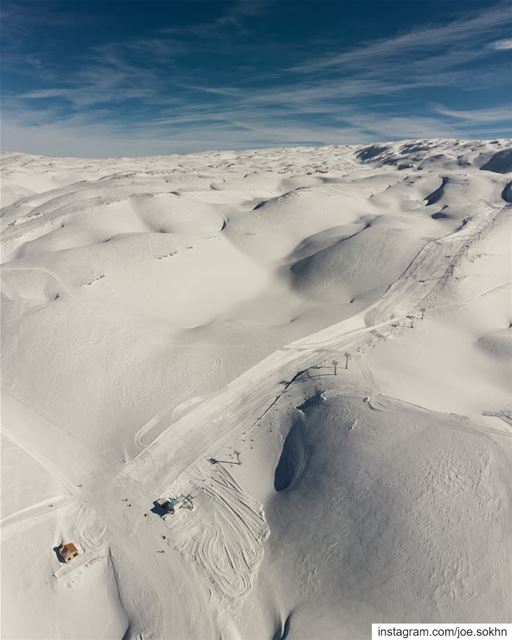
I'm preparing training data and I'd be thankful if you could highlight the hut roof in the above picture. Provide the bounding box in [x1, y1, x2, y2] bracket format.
[60, 543, 78, 554]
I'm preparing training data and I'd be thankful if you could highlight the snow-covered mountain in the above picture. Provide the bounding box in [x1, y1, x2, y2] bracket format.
[1, 139, 511, 639]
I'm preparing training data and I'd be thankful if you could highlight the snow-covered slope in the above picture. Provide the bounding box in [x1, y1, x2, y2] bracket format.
[1, 139, 511, 639]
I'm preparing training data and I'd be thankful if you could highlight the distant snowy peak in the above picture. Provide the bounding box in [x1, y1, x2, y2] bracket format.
[1, 138, 510, 210]
[354, 138, 512, 173]
[1, 138, 511, 179]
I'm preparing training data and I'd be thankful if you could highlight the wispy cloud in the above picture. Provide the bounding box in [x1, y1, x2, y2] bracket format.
[290, 5, 512, 74]
[160, 0, 272, 39]
[434, 105, 512, 124]
[205, 0, 271, 32]
[283, 4, 512, 107]
[337, 114, 459, 140]
[0, 108, 373, 157]
[1, 0, 511, 155]
[489, 37, 512, 49]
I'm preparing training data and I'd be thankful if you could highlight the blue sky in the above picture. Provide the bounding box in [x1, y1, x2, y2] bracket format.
[1, 0, 511, 156]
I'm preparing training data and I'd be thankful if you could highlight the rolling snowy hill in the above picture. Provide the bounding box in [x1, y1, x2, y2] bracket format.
[1, 139, 511, 639]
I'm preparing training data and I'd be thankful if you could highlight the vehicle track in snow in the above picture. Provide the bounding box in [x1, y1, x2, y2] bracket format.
[365, 202, 510, 328]
[134, 356, 221, 450]
[163, 462, 269, 605]
[0, 494, 72, 539]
